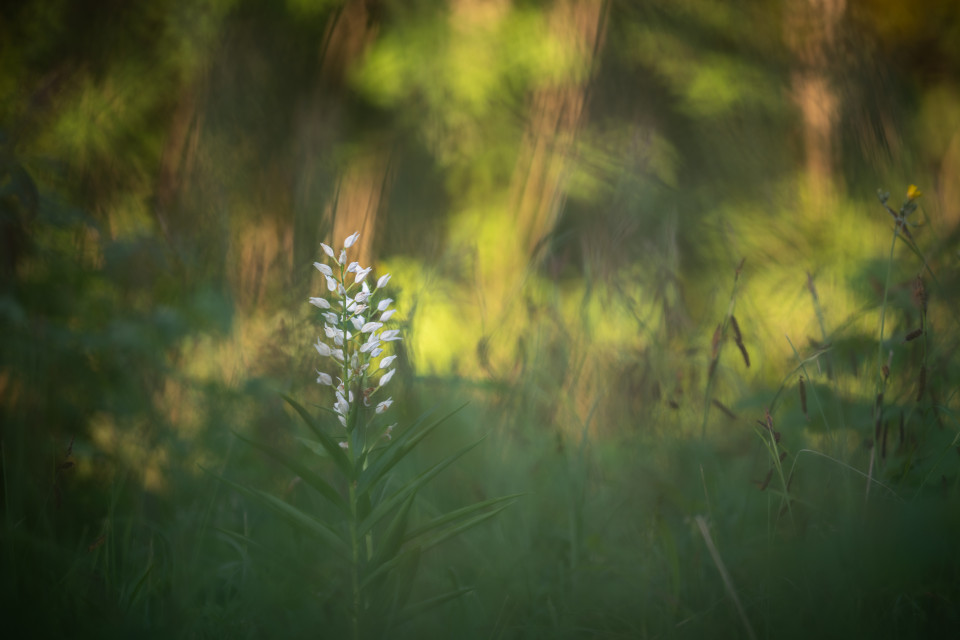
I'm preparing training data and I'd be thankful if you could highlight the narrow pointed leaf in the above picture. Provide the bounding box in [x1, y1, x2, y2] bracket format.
[282, 394, 353, 479]
[207, 469, 348, 555]
[357, 403, 467, 496]
[358, 437, 483, 538]
[415, 503, 515, 554]
[404, 494, 522, 543]
[361, 543, 420, 591]
[365, 492, 417, 585]
[232, 430, 348, 515]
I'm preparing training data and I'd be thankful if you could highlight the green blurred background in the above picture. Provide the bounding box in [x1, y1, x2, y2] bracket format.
[2, 0, 960, 637]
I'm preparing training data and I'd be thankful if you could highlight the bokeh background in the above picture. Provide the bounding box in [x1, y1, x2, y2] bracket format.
[2, 0, 960, 637]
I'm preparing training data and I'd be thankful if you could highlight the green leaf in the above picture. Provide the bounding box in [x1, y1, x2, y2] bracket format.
[282, 394, 353, 479]
[357, 437, 483, 539]
[414, 502, 515, 554]
[232, 430, 349, 516]
[404, 494, 522, 542]
[373, 492, 416, 563]
[295, 436, 330, 457]
[205, 468, 348, 556]
[357, 403, 467, 496]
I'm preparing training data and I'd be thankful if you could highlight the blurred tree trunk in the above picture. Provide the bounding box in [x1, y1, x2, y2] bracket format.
[155, 85, 205, 254]
[510, 0, 608, 258]
[785, 0, 846, 203]
[294, 0, 387, 274]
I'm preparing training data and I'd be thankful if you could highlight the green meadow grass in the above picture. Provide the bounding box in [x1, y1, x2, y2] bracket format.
[2, 191, 959, 639]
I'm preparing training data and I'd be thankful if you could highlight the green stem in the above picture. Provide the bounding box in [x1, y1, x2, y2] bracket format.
[350, 478, 360, 640]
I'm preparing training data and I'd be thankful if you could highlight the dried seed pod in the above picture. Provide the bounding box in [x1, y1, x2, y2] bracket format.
[730, 315, 743, 345]
[912, 275, 927, 313]
[736, 341, 751, 368]
[711, 399, 737, 420]
[904, 328, 924, 342]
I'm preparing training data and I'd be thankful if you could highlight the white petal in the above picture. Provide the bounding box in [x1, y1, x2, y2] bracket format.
[320, 243, 335, 259]
[309, 297, 331, 309]
[377, 298, 393, 312]
[380, 329, 402, 342]
[332, 348, 344, 361]
[351, 316, 364, 331]
[322, 312, 339, 325]
[379, 355, 397, 369]
[344, 232, 360, 248]
[361, 321, 383, 334]
[355, 267, 371, 284]
[339, 249, 347, 263]
[338, 441, 349, 449]
[371, 347, 383, 357]
[314, 340, 332, 357]
[376, 273, 391, 289]
[346, 261, 359, 273]
[316, 371, 333, 385]
[379, 368, 395, 387]
[338, 415, 347, 428]
[314, 262, 333, 277]
[360, 340, 380, 354]
[380, 309, 396, 322]
[376, 397, 393, 414]
[325, 275, 338, 292]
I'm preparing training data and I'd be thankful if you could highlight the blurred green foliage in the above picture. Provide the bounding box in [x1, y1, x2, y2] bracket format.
[2, 0, 960, 637]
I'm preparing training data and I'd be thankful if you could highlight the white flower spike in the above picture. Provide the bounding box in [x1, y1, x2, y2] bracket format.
[310, 230, 401, 447]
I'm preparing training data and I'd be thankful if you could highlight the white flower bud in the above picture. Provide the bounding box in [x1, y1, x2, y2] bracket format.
[376, 397, 393, 414]
[316, 371, 333, 385]
[320, 243, 335, 259]
[344, 232, 360, 248]
[377, 298, 393, 312]
[309, 297, 331, 309]
[380, 309, 396, 322]
[379, 355, 397, 369]
[376, 273, 391, 289]
[379, 368, 395, 387]
[314, 262, 333, 277]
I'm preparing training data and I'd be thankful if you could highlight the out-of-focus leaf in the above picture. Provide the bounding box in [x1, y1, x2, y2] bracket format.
[232, 430, 348, 515]
[356, 403, 464, 496]
[283, 394, 353, 479]
[357, 437, 483, 538]
[206, 468, 348, 555]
